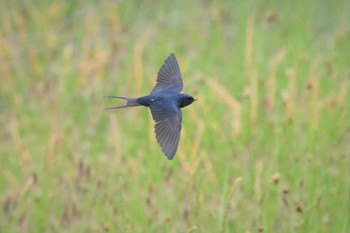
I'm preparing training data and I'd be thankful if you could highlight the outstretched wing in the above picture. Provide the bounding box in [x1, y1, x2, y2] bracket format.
[150, 53, 183, 95]
[150, 102, 182, 160]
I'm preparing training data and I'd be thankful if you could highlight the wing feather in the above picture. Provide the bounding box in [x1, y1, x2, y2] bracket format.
[150, 103, 182, 160]
[150, 53, 183, 95]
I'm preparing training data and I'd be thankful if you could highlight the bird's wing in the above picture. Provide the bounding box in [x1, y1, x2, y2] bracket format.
[150, 102, 182, 160]
[150, 53, 183, 95]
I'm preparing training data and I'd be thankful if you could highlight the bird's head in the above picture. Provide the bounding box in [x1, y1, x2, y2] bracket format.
[179, 94, 197, 108]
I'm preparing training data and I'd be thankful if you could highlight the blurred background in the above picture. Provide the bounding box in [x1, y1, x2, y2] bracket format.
[1, 0, 349, 232]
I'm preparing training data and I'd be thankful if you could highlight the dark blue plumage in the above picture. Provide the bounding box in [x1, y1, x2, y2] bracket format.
[105, 53, 196, 160]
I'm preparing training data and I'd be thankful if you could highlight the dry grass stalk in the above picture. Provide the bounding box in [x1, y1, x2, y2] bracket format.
[207, 78, 242, 137]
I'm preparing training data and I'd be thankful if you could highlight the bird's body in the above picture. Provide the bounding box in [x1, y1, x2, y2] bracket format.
[137, 93, 195, 108]
[105, 53, 196, 160]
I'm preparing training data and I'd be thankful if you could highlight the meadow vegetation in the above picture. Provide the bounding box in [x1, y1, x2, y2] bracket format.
[0, 0, 349, 232]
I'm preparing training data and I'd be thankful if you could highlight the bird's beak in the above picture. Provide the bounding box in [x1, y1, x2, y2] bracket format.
[194, 99, 198, 101]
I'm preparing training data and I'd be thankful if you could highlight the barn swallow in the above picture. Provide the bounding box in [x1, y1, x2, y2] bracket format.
[105, 53, 196, 160]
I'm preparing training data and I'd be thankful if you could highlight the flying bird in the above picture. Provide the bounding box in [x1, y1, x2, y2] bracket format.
[105, 53, 196, 160]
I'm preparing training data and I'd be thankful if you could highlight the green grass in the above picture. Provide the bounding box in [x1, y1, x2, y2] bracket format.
[1, 0, 349, 232]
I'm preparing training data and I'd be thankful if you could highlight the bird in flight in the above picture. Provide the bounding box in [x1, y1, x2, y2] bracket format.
[105, 53, 196, 160]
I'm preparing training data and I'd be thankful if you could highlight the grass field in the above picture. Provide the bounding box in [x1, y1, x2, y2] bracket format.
[1, 0, 350, 232]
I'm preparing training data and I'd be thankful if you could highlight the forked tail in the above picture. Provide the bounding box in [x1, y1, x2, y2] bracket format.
[104, 96, 141, 110]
